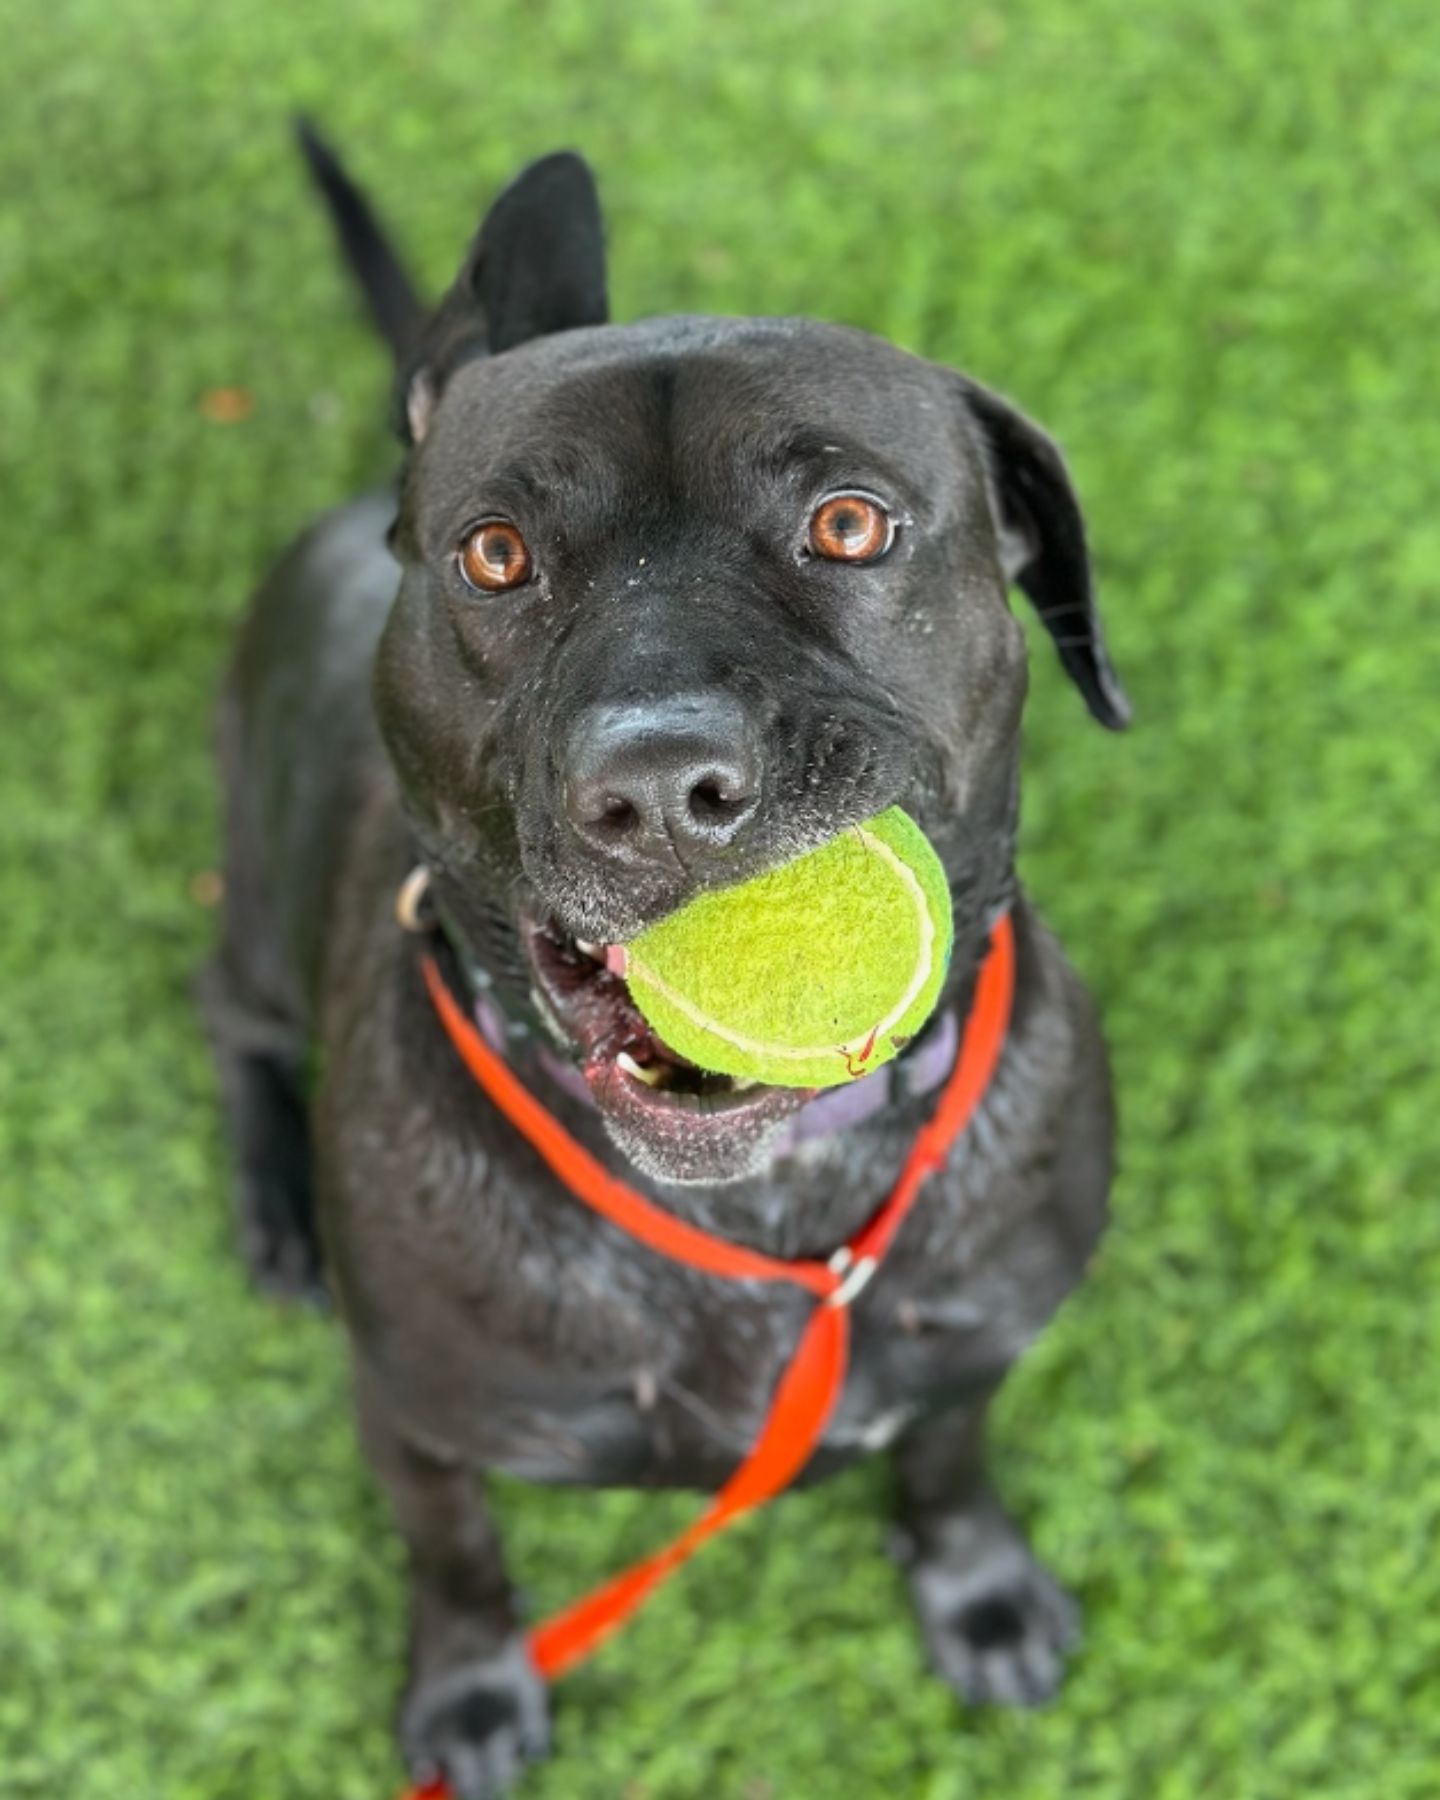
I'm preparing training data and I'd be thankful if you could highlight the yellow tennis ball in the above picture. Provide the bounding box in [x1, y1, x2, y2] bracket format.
[622, 807, 953, 1089]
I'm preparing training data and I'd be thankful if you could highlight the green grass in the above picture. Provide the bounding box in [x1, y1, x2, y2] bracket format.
[2, 1, 1438, 1795]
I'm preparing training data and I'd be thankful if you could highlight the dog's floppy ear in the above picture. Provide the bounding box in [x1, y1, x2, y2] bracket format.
[959, 377, 1131, 730]
[403, 151, 608, 443]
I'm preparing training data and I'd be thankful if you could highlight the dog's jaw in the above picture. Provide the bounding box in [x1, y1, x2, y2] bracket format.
[523, 912, 811, 1185]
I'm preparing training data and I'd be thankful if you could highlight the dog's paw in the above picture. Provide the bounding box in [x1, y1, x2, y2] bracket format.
[903, 1538, 1081, 1707]
[240, 1195, 327, 1304]
[401, 1641, 551, 1800]
[234, 1163, 328, 1304]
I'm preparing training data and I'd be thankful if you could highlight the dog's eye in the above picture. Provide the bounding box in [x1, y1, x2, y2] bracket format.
[808, 492, 894, 564]
[457, 520, 532, 593]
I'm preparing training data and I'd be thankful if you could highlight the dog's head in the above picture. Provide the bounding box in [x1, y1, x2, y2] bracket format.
[375, 154, 1128, 1185]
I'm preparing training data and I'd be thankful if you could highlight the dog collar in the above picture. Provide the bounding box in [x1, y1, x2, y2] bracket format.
[398, 865, 1014, 1750]
[396, 864, 966, 1148]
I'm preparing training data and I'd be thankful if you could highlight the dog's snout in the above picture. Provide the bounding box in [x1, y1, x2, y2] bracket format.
[564, 695, 761, 867]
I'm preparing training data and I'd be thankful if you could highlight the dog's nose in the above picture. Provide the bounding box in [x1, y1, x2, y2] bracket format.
[564, 695, 761, 866]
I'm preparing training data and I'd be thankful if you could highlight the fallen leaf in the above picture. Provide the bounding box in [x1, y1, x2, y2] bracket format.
[200, 386, 254, 423]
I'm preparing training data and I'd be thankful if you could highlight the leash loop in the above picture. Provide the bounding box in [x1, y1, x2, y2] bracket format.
[401, 908, 1015, 1796]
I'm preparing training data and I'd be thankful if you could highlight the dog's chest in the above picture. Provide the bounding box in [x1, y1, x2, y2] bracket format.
[346, 1046, 1069, 1488]
[468, 1249, 1013, 1489]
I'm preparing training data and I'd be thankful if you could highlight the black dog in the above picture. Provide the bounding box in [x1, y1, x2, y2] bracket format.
[200, 127, 1129, 1797]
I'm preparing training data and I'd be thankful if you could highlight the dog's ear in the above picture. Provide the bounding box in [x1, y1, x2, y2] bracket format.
[403, 151, 608, 443]
[959, 377, 1131, 730]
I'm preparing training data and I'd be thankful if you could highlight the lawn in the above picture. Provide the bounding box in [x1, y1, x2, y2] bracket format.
[2, 1, 1438, 1795]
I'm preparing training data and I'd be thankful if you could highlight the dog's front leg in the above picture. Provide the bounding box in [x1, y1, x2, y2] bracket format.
[356, 1372, 550, 1799]
[889, 1396, 1080, 1707]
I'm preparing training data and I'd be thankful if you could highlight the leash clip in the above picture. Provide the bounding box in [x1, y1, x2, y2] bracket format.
[395, 865, 434, 934]
[826, 1246, 879, 1309]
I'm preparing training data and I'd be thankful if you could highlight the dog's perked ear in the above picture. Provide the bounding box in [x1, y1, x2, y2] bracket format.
[959, 378, 1131, 730]
[403, 152, 609, 443]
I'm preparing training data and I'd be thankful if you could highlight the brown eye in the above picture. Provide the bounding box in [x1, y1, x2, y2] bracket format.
[458, 519, 532, 592]
[808, 492, 894, 563]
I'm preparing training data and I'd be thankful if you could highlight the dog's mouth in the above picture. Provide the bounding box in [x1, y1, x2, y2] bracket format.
[521, 912, 811, 1173]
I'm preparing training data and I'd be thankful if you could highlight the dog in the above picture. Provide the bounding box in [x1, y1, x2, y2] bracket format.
[199, 124, 1130, 1797]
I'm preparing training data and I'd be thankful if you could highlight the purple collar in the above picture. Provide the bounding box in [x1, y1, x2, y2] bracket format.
[470, 989, 962, 1153]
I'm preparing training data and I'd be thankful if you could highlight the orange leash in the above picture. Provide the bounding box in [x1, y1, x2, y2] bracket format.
[401, 913, 1015, 1796]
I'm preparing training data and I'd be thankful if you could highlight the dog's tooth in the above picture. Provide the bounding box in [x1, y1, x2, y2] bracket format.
[575, 939, 604, 962]
[731, 1076, 757, 1092]
[617, 1051, 664, 1087]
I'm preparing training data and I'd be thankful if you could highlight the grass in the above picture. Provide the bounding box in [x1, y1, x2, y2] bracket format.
[2, 0, 1438, 1795]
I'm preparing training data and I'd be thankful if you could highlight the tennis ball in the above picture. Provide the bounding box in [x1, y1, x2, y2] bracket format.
[621, 807, 953, 1089]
